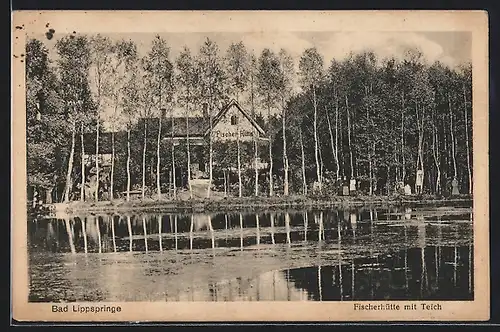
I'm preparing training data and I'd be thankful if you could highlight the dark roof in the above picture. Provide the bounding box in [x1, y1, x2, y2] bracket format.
[140, 116, 208, 138]
[81, 99, 266, 154]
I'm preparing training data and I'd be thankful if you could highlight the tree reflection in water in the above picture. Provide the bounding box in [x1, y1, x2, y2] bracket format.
[270, 213, 275, 245]
[158, 214, 162, 252]
[63, 217, 75, 254]
[127, 215, 132, 252]
[285, 212, 291, 246]
[28, 205, 474, 302]
[111, 216, 117, 253]
[256, 214, 260, 248]
[174, 215, 178, 251]
[239, 214, 243, 251]
[81, 217, 88, 254]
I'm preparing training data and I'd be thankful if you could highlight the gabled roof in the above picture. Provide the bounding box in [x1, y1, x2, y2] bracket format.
[205, 99, 266, 137]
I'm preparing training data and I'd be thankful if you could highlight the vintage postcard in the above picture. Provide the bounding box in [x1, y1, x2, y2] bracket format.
[11, 10, 489, 322]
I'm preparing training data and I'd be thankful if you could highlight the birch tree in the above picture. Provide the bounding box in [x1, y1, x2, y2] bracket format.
[143, 35, 174, 200]
[138, 59, 156, 199]
[257, 49, 281, 197]
[105, 39, 135, 200]
[197, 38, 227, 198]
[56, 35, 94, 202]
[355, 52, 379, 195]
[176, 46, 199, 199]
[89, 34, 114, 202]
[299, 48, 324, 191]
[459, 62, 473, 194]
[428, 61, 450, 194]
[278, 48, 295, 196]
[406, 51, 433, 194]
[248, 53, 260, 196]
[326, 59, 342, 180]
[120, 42, 140, 201]
[225, 42, 249, 197]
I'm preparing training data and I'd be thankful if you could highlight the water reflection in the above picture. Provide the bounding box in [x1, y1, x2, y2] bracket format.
[232, 245, 473, 301]
[28, 205, 473, 302]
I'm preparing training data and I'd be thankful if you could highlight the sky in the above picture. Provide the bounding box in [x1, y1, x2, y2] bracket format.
[35, 30, 471, 68]
[30, 30, 471, 130]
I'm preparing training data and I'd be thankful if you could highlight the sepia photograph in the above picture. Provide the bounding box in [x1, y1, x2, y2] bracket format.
[12, 10, 489, 322]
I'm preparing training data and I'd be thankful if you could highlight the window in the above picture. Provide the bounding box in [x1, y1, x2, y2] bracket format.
[231, 115, 238, 125]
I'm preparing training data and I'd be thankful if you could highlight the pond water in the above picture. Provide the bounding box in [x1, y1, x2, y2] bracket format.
[28, 204, 473, 302]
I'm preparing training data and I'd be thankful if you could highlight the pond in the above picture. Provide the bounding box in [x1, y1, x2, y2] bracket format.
[28, 204, 474, 302]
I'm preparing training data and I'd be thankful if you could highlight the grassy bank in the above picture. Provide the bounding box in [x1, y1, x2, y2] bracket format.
[46, 193, 473, 216]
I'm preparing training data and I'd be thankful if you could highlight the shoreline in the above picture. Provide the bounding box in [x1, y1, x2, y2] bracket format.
[38, 194, 473, 217]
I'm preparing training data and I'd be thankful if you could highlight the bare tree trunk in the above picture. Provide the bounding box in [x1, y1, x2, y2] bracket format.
[326, 106, 337, 177]
[313, 87, 321, 189]
[366, 102, 374, 195]
[319, 131, 325, 186]
[401, 92, 406, 183]
[267, 100, 273, 197]
[186, 112, 192, 199]
[416, 104, 421, 181]
[156, 116, 162, 200]
[415, 103, 425, 194]
[95, 119, 99, 202]
[237, 127, 242, 197]
[251, 80, 259, 197]
[299, 127, 307, 195]
[339, 108, 345, 180]
[369, 142, 374, 196]
[80, 122, 85, 202]
[463, 85, 472, 194]
[207, 103, 213, 199]
[346, 95, 354, 179]
[171, 110, 177, 199]
[63, 120, 76, 203]
[393, 146, 399, 185]
[448, 94, 458, 180]
[126, 129, 131, 202]
[110, 131, 115, 200]
[282, 100, 289, 196]
[441, 122, 449, 192]
[432, 109, 441, 195]
[141, 121, 147, 199]
[254, 136, 259, 196]
[223, 169, 227, 198]
[334, 95, 340, 180]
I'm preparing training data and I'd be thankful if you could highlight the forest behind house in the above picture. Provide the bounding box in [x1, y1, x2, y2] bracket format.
[26, 34, 473, 204]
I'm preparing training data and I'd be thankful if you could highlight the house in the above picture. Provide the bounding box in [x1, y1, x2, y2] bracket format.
[80, 99, 270, 186]
[147, 98, 268, 146]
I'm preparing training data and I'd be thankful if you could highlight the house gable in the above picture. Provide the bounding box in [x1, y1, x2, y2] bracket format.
[206, 99, 266, 142]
